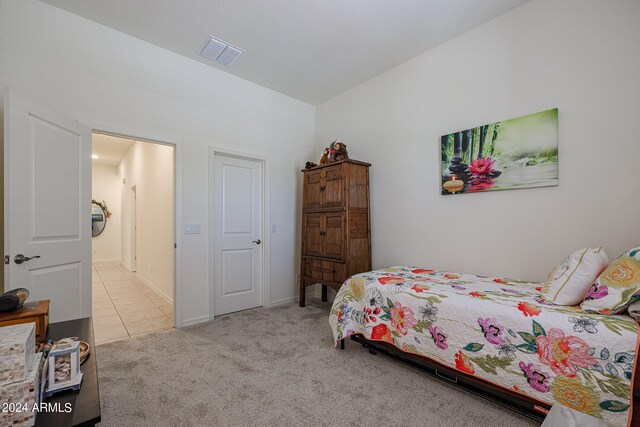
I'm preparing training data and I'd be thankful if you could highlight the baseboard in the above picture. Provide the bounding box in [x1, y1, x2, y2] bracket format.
[92, 258, 121, 263]
[182, 315, 210, 327]
[136, 273, 173, 304]
[269, 296, 296, 307]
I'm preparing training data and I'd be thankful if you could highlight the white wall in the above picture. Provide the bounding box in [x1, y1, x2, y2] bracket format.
[119, 141, 175, 303]
[0, 0, 316, 325]
[91, 164, 121, 263]
[316, 0, 640, 282]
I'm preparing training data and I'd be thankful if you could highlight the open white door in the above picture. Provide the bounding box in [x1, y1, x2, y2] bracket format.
[4, 90, 92, 322]
[213, 154, 263, 316]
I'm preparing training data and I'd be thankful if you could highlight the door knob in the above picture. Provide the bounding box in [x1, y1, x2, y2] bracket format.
[252, 239, 262, 245]
[14, 254, 40, 265]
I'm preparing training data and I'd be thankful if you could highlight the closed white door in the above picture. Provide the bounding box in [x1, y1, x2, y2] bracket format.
[4, 90, 92, 322]
[213, 154, 263, 316]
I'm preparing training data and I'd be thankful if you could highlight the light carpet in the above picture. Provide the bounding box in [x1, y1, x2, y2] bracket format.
[96, 299, 539, 426]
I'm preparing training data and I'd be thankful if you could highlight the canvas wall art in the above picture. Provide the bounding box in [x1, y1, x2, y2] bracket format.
[441, 108, 558, 195]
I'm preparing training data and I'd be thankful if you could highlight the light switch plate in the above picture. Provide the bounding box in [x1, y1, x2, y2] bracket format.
[184, 223, 201, 234]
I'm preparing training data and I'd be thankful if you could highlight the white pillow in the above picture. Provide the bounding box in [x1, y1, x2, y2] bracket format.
[540, 247, 609, 305]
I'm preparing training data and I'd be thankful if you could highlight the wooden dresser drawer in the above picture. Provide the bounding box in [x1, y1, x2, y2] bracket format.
[305, 258, 347, 284]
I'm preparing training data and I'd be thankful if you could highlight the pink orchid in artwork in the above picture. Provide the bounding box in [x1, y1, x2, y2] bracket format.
[468, 157, 496, 178]
[467, 178, 496, 192]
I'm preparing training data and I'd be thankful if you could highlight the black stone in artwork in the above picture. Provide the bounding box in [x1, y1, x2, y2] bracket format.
[448, 164, 468, 174]
[444, 156, 470, 182]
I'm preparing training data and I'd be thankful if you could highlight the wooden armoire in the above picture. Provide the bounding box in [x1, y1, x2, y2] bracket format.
[299, 159, 372, 306]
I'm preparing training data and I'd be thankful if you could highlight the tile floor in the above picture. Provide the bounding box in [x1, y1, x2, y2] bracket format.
[92, 262, 173, 345]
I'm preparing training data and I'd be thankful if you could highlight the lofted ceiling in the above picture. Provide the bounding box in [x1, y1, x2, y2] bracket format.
[40, 0, 530, 105]
[92, 133, 135, 166]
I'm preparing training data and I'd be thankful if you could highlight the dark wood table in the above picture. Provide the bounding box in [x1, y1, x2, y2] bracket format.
[35, 318, 101, 427]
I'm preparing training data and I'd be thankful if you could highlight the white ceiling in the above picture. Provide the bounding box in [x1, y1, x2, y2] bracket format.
[40, 0, 530, 105]
[92, 133, 135, 166]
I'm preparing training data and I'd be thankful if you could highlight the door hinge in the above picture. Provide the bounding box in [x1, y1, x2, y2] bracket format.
[4, 256, 9, 265]
[174, 243, 177, 249]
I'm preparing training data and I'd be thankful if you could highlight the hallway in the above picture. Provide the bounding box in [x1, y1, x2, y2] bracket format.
[92, 262, 173, 344]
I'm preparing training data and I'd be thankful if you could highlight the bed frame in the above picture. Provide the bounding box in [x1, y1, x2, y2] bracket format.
[342, 334, 640, 425]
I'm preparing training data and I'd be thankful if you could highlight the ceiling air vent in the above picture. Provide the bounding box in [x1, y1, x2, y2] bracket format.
[199, 36, 245, 67]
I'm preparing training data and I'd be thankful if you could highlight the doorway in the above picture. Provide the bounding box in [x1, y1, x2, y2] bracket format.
[130, 185, 137, 272]
[4, 91, 183, 331]
[91, 133, 175, 344]
[211, 152, 269, 316]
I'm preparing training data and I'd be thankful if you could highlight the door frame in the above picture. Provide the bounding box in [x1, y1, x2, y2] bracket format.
[90, 126, 182, 328]
[208, 147, 270, 318]
[130, 184, 137, 272]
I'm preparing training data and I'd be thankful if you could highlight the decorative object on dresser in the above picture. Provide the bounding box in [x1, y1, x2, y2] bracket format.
[299, 159, 371, 306]
[328, 139, 349, 162]
[37, 340, 91, 365]
[319, 147, 330, 164]
[0, 323, 36, 384]
[44, 338, 83, 398]
[0, 300, 50, 343]
[35, 318, 101, 427]
[0, 323, 44, 427]
[0, 288, 30, 312]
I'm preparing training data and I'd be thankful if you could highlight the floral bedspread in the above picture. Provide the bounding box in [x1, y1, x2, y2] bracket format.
[329, 267, 639, 426]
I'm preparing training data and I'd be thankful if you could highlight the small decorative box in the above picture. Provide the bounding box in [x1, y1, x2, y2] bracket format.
[0, 352, 43, 427]
[0, 323, 36, 385]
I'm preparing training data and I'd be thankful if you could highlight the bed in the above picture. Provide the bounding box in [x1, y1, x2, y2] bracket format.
[329, 267, 640, 426]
